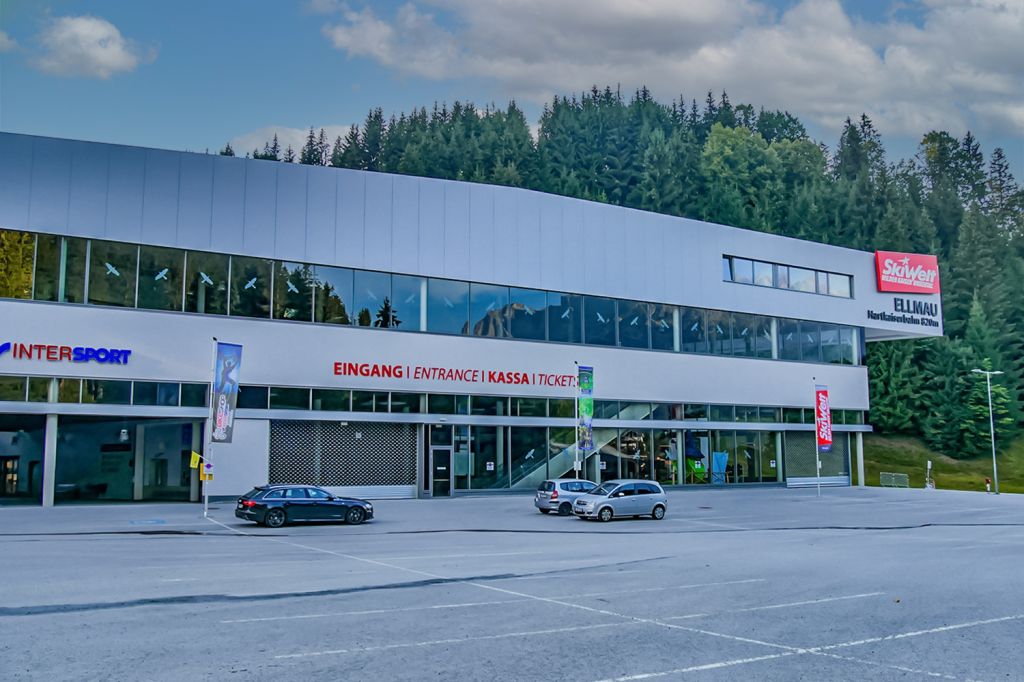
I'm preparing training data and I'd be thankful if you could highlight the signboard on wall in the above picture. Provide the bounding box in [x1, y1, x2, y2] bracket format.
[874, 251, 941, 294]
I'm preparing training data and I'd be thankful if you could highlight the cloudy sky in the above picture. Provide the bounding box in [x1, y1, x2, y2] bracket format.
[1, 0, 1021, 172]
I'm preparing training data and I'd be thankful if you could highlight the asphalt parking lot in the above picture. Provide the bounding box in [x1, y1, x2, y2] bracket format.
[2, 486, 1022, 681]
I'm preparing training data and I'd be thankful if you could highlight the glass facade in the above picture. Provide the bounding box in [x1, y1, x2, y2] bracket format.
[0, 229, 864, 368]
[724, 254, 853, 299]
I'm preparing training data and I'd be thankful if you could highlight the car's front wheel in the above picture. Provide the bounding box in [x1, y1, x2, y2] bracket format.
[346, 507, 366, 525]
[558, 502, 573, 516]
[264, 508, 287, 528]
[598, 506, 614, 523]
[652, 505, 666, 520]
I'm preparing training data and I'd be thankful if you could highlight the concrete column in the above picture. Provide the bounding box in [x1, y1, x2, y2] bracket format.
[190, 420, 201, 502]
[41, 378, 59, 507]
[856, 431, 865, 487]
[419, 279, 428, 331]
[132, 424, 146, 500]
[775, 432, 784, 482]
[770, 319, 779, 360]
[672, 308, 681, 353]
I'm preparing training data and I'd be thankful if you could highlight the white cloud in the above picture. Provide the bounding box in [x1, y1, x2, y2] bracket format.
[0, 30, 17, 53]
[230, 125, 357, 159]
[317, 0, 1024, 139]
[34, 15, 153, 79]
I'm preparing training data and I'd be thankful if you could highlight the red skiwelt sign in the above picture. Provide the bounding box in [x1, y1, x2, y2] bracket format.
[814, 385, 833, 453]
[875, 251, 941, 294]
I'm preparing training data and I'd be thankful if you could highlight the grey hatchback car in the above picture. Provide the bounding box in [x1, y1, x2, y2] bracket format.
[573, 479, 668, 521]
[535, 479, 597, 515]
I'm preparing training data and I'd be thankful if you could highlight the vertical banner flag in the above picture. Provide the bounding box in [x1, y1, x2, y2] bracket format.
[577, 365, 594, 453]
[814, 384, 833, 453]
[212, 342, 242, 443]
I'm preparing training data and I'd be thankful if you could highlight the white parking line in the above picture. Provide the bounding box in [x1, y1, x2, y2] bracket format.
[665, 592, 885, 620]
[563, 578, 765, 599]
[222, 598, 532, 623]
[812, 613, 1024, 652]
[274, 621, 630, 659]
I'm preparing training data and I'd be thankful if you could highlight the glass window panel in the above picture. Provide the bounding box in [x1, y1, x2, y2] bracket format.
[753, 261, 774, 287]
[839, 327, 855, 366]
[471, 395, 508, 416]
[618, 429, 653, 480]
[711, 430, 737, 483]
[312, 265, 353, 325]
[509, 288, 547, 341]
[58, 378, 81, 403]
[312, 389, 350, 411]
[82, 380, 131, 405]
[789, 267, 815, 293]
[736, 406, 759, 422]
[594, 400, 619, 419]
[730, 313, 756, 357]
[185, 251, 229, 315]
[710, 405, 734, 422]
[470, 426, 507, 489]
[732, 258, 754, 284]
[584, 296, 616, 346]
[737, 431, 759, 482]
[390, 274, 423, 330]
[820, 324, 843, 364]
[132, 382, 179, 406]
[800, 321, 822, 363]
[28, 378, 51, 402]
[390, 392, 423, 413]
[620, 402, 653, 419]
[511, 426, 548, 489]
[353, 270, 392, 327]
[351, 391, 387, 412]
[684, 404, 708, 420]
[511, 397, 547, 417]
[722, 256, 732, 281]
[846, 410, 864, 425]
[759, 407, 781, 423]
[706, 310, 731, 355]
[650, 304, 675, 351]
[88, 240, 137, 307]
[828, 273, 851, 298]
[0, 229, 35, 299]
[651, 403, 682, 421]
[654, 429, 680, 485]
[802, 407, 816, 424]
[230, 256, 271, 318]
[180, 383, 208, 407]
[137, 245, 184, 311]
[34, 235, 87, 303]
[754, 316, 773, 358]
[272, 262, 314, 322]
[617, 300, 650, 349]
[816, 271, 829, 294]
[427, 279, 469, 335]
[237, 385, 269, 409]
[0, 376, 26, 401]
[783, 408, 803, 424]
[428, 394, 456, 414]
[547, 292, 582, 344]
[469, 283, 510, 338]
[776, 265, 789, 290]
[680, 307, 707, 353]
[548, 398, 575, 418]
[269, 387, 309, 410]
[547, 427, 578, 479]
[778, 318, 801, 361]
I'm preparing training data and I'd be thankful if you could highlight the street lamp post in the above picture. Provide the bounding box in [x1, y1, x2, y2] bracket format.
[971, 368, 1004, 495]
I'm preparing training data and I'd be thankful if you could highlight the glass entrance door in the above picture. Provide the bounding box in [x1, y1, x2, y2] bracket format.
[431, 448, 453, 497]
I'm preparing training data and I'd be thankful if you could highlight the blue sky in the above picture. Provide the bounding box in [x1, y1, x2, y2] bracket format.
[1, 0, 1020, 174]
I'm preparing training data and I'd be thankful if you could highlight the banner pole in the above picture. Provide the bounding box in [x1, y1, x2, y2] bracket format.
[204, 336, 218, 519]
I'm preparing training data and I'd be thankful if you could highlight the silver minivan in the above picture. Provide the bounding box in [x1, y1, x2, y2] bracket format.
[573, 479, 668, 522]
[535, 479, 597, 515]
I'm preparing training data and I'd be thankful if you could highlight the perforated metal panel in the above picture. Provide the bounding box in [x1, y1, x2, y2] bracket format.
[269, 420, 417, 487]
[784, 432, 849, 479]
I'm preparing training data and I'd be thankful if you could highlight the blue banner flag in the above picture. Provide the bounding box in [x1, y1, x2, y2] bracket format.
[212, 342, 242, 443]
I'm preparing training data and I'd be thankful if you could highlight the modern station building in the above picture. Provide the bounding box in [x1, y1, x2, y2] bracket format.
[0, 132, 943, 505]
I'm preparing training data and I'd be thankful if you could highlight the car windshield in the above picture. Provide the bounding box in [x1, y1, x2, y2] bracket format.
[591, 482, 617, 496]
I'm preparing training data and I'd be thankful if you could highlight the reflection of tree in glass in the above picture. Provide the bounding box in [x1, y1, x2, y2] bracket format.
[357, 308, 372, 326]
[234, 261, 269, 316]
[376, 297, 399, 328]
[275, 263, 314, 320]
[0, 230, 34, 299]
[316, 281, 350, 324]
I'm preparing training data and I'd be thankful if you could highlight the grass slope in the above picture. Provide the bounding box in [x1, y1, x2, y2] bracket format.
[861, 433, 1024, 494]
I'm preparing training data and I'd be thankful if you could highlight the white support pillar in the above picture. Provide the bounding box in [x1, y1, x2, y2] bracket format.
[419, 279, 428, 331]
[41, 378, 59, 507]
[672, 307, 681, 353]
[775, 432, 784, 482]
[190, 420, 201, 502]
[133, 424, 146, 500]
[856, 432, 865, 487]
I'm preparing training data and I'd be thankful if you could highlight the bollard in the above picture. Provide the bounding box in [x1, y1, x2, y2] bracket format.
[985, 477, 992, 493]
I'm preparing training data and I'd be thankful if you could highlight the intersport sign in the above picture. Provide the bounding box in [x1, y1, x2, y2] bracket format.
[875, 251, 941, 294]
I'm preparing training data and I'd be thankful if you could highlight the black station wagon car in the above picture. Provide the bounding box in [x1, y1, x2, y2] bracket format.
[235, 485, 374, 528]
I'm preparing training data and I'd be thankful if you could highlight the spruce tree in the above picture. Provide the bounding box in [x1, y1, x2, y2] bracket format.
[219, 143, 235, 156]
[867, 341, 922, 433]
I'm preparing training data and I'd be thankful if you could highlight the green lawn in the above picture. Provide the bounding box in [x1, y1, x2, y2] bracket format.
[859, 433, 1024, 494]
